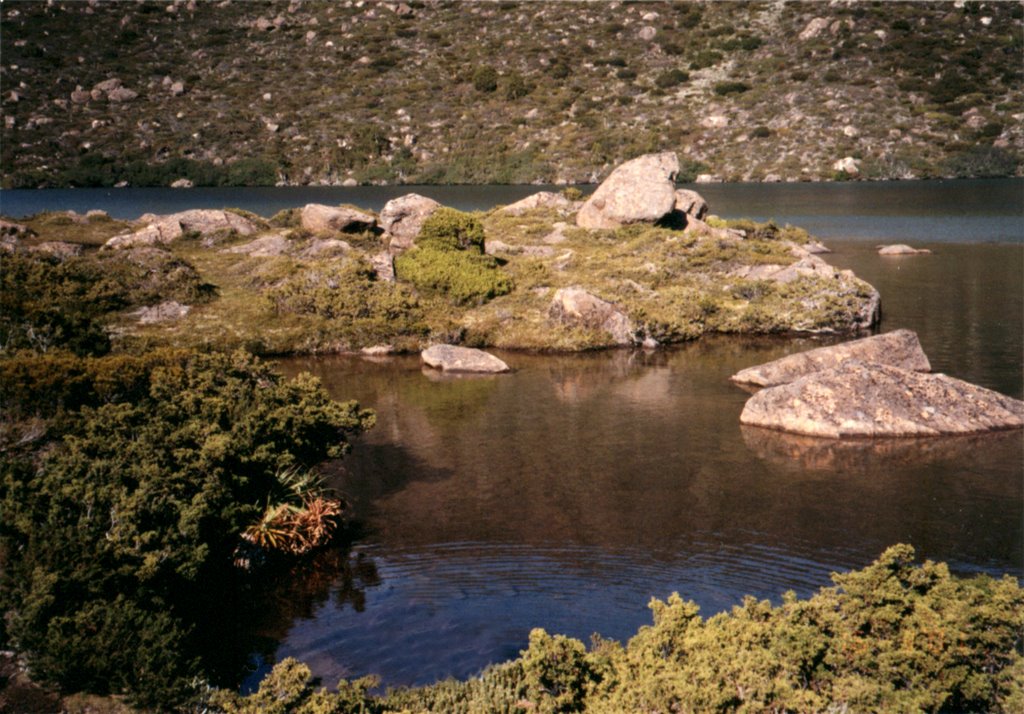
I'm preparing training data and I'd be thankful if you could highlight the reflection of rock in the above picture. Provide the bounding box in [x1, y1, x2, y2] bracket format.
[742, 424, 1023, 472]
[421, 344, 510, 373]
[731, 329, 931, 387]
[740, 361, 1024, 437]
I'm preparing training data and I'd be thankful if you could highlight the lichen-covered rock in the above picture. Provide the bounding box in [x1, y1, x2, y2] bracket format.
[548, 287, 637, 345]
[104, 209, 260, 249]
[300, 204, 376, 234]
[499, 191, 578, 216]
[739, 361, 1024, 438]
[299, 238, 352, 259]
[576, 152, 679, 230]
[878, 244, 932, 255]
[132, 300, 191, 324]
[224, 234, 293, 257]
[421, 344, 509, 373]
[380, 193, 442, 253]
[29, 241, 83, 259]
[731, 329, 932, 387]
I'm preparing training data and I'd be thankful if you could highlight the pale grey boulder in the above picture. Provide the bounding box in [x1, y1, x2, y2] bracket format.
[576, 152, 680, 230]
[300, 204, 376, 234]
[739, 361, 1024, 438]
[421, 344, 510, 373]
[498, 191, 578, 216]
[878, 244, 932, 255]
[673, 188, 708, 220]
[379, 193, 441, 253]
[104, 209, 260, 249]
[548, 287, 637, 345]
[731, 329, 930, 388]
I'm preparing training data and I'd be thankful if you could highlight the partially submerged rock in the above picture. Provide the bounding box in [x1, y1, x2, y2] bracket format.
[878, 244, 932, 256]
[379, 193, 441, 253]
[105, 209, 260, 249]
[731, 329, 931, 387]
[740, 361, 1024, 438]
[421, 344, 509, 373]
[548, 287, 637, 346]
[301, 204, 376, 234]
[576, 152, 679, 230]
[499, 191, 578, 216]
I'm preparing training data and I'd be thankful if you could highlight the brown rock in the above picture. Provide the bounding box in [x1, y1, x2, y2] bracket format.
[731, 329, 930, 388]
[300, 204, 376, 234]
[107, 86, 138, 102]
[421, 344, 510, 373]
[740, 361, 1024, 438]
[379, 193, 441, 253]
[549, 287, 637, 345]
[576, 152, 680, 230]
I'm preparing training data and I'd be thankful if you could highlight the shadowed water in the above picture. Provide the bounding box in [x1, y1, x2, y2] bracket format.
[262, 243, 1023, 690]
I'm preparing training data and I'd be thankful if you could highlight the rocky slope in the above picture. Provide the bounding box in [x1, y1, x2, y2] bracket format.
[1, 0, 1021, 187]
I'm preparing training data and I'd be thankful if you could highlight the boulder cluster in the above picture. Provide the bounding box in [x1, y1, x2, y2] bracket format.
[733, 330, 1024, 438]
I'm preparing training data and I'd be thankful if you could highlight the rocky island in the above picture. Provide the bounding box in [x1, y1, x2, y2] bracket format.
[2, 153, 881, 358]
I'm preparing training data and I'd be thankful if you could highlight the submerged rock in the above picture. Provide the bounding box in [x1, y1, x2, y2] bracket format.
[731, 329, 931, 388]
[379, 193, 441, 253]
[740, 361, 1024, 438]
[576, 152, 679, 230]
[421, 344, 510, 373]
[878, 244, 932, 255]
[548, 287, 637, 345]
[301, 204, 376, 234]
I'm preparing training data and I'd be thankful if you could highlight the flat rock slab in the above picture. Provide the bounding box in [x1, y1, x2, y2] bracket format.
[731, 329, 930, 388]
[421, 344, 509, 373]
[878, 244, 932, 255]
[740, 361, 1024, 438]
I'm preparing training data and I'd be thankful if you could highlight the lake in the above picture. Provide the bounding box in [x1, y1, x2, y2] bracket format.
[5, 181, 1022, 692]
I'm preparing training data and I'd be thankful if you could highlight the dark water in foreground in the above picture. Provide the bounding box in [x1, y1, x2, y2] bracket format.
[266, 239, 1023, 690]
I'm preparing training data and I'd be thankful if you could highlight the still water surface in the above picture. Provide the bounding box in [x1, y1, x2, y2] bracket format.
[266, 235, 1023, 690]
[6, 181, 1020, 689]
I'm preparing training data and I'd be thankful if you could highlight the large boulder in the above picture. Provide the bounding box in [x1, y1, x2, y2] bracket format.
[104, 209, 260, 249]
[548, 287, 637, 345]
[379, 193, 441, 253]
[739, 361, 1024, 438]
[731, 329, 931, 388]
[300, 204, 376, 234]
[498, 191, 578, 216]
[673, 189, 708, 220]
[576, 152, 680, 230]
[421, 344, 510, 373]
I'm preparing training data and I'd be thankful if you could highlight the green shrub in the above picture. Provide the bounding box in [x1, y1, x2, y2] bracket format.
[751, 125, 771, 138]
[654, 68, 689, 88]
[504, 72, 529, 100]
[713, 80, 750, 95]
[472, 65, 499, 93]
[0, 350, 374, 707]
[417, 207, 487, 252]
[396, 245, 513, 305]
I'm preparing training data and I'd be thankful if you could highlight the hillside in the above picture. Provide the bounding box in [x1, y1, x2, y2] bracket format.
[1, 0, 1022, 188]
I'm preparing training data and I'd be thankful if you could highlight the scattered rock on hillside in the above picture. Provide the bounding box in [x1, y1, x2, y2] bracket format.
[799, 17, 830, 41]
[421, 344, 509, 373]
[107, 86, 138, 102]
[133, 300, 191, 324]
[739, 361, 1024, 438]
[379, 193, 441, 253]
[576, 152, 679, 230]
[832, 157, 860, 175]
[104, 209, 260, 249]
[300, 204, 376, 234]
[499, 191, 578, 216]
[224, 233, 292, 257]
[29, 241, 83, 259]
[878, 244, 932, 255]
[731, 329, 932, 388]
[170, 178, 193, 188]
[93, 77, 122, 93]
[548, 287, 637, 345]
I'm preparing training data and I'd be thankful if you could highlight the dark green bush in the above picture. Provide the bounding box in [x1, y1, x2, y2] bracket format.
[0, 350, 374, 707]
[416, 208, 486, 252]
[751, 125, 771, 138]
[472, 65, 499, 93]
[504, 72, 529, 100]
[713, 80, 750, 95]
[655, 68, 690, 88]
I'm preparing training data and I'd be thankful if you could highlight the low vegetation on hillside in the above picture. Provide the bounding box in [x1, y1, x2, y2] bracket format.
[1, 0, 1021, 187]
